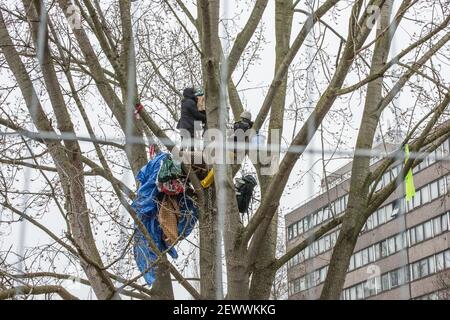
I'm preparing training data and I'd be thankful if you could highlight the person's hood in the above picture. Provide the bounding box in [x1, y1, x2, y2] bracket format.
[183, 88, 197, 100]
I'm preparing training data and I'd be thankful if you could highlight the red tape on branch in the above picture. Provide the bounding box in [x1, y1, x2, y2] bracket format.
[134, 103, 144, 119]
[149, 145, 156, 160]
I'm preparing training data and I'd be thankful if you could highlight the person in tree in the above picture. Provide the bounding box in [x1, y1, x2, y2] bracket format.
[233, 111, 253, 133]
[177, 87, 206, 151]
[230, 111, 255, 159]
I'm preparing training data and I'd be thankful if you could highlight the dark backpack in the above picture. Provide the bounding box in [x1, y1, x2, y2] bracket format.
[236, 175, 258, 214]
[233, 119, 254, 132]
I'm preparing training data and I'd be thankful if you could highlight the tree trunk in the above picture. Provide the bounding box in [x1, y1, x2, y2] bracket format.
[199, 189, 219, 299]
[199, 0, 250, 299]
[320, 204, 367, 299]
[249, 0, 293, 299]
[320, 0, 394, 299]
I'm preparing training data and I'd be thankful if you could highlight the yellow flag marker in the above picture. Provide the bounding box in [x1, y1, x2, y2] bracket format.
[404, 144, 416, 202]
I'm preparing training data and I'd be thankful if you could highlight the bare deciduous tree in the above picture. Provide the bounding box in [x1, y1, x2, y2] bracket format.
[0, 0, 449, 300]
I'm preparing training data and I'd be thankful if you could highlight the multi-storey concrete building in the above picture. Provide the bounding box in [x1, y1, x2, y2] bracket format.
[285, 138, 450, 300]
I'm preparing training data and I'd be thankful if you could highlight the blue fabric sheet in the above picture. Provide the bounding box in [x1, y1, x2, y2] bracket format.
[132, 152, 198, 286]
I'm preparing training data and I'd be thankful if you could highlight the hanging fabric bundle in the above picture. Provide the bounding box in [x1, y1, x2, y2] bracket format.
[157, 157, 185, 195]
[131, 152, 198, 286]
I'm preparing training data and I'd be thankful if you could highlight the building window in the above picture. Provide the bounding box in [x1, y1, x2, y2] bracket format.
[436, 252, 445, 271]
[433, 216, 442, 235]
[297, 221, 303, 235]
[340, 197, 346, 213]
[444, 250, 450, 269]
[335, 200, 341, 215]
[383, 172, 391, 187]
[395, 232, 406, 251]
[381, 240, 388, 258]
[299, 252, 305, 263]
[310, 244, 317, 257]
[385, 204, 393, 220]
[325, 232, 334, 251]
[362, 248, 369, 266]
[407, 197, 414, 212]
[349, 286, 356, 300]
[309, 215, 315, 229]
[367, 215, 373, 230]
[355, 251, 362, 269]
[430, 181, 439, 200]
[413, 190, 421, 209]
[318, 238, 325, 253]
[421, 185, 430, 204]
[326, 207, 333, 221]
[378, 207, 386, 225]
[391, 165, 400, 178]
[428, 151, 436, 166]
[424, 221, 433, 240]
[412, 262, 420, 280]
[388, 237, 396, 255]
[409, 228, 416, 246]
[372, 211, 379, 228]
[299, 278, 305, 292]
[390, 269, 399, 288]
[374, 243, 381, 261]
[419, 259, 429, 278]
[391, 200, 400, 216]
[398, 266, 409, 285]
[428, 256, 436, 274]
[368, 245, 375, 263]
[330, 231, 337, 245]
[415, 224, 424, 243]
[442, 214, 449, 231]
[365, 278, 377, 297]
[303, 217, 309, 232]
[356, 283, 364, 300]
[317, 209, 323, 225]
[349, 255, 355, 271]
[381, 273, 390, 292]
[345, 286, 353, 300]
[320, 267, 327, 283]
[439, 177, 447, 196]
[444, 139, 450, 155]
[400, 198, 407, 215]
[312, 213, 318, 226]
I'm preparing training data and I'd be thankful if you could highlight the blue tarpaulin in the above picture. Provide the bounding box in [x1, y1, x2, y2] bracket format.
[131, 152, 198, 286]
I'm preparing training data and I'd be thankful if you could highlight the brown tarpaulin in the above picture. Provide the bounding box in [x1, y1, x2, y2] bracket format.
[158, 196, 180, 246]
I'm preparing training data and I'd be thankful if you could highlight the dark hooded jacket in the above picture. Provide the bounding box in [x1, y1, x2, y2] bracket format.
[177, 88, 207, 137]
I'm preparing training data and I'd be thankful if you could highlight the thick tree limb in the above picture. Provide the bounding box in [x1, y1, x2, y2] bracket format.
[0, 285, 79, 300]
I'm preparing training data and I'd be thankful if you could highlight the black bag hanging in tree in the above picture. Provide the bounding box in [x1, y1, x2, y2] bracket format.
[235, 175, 258, 216]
